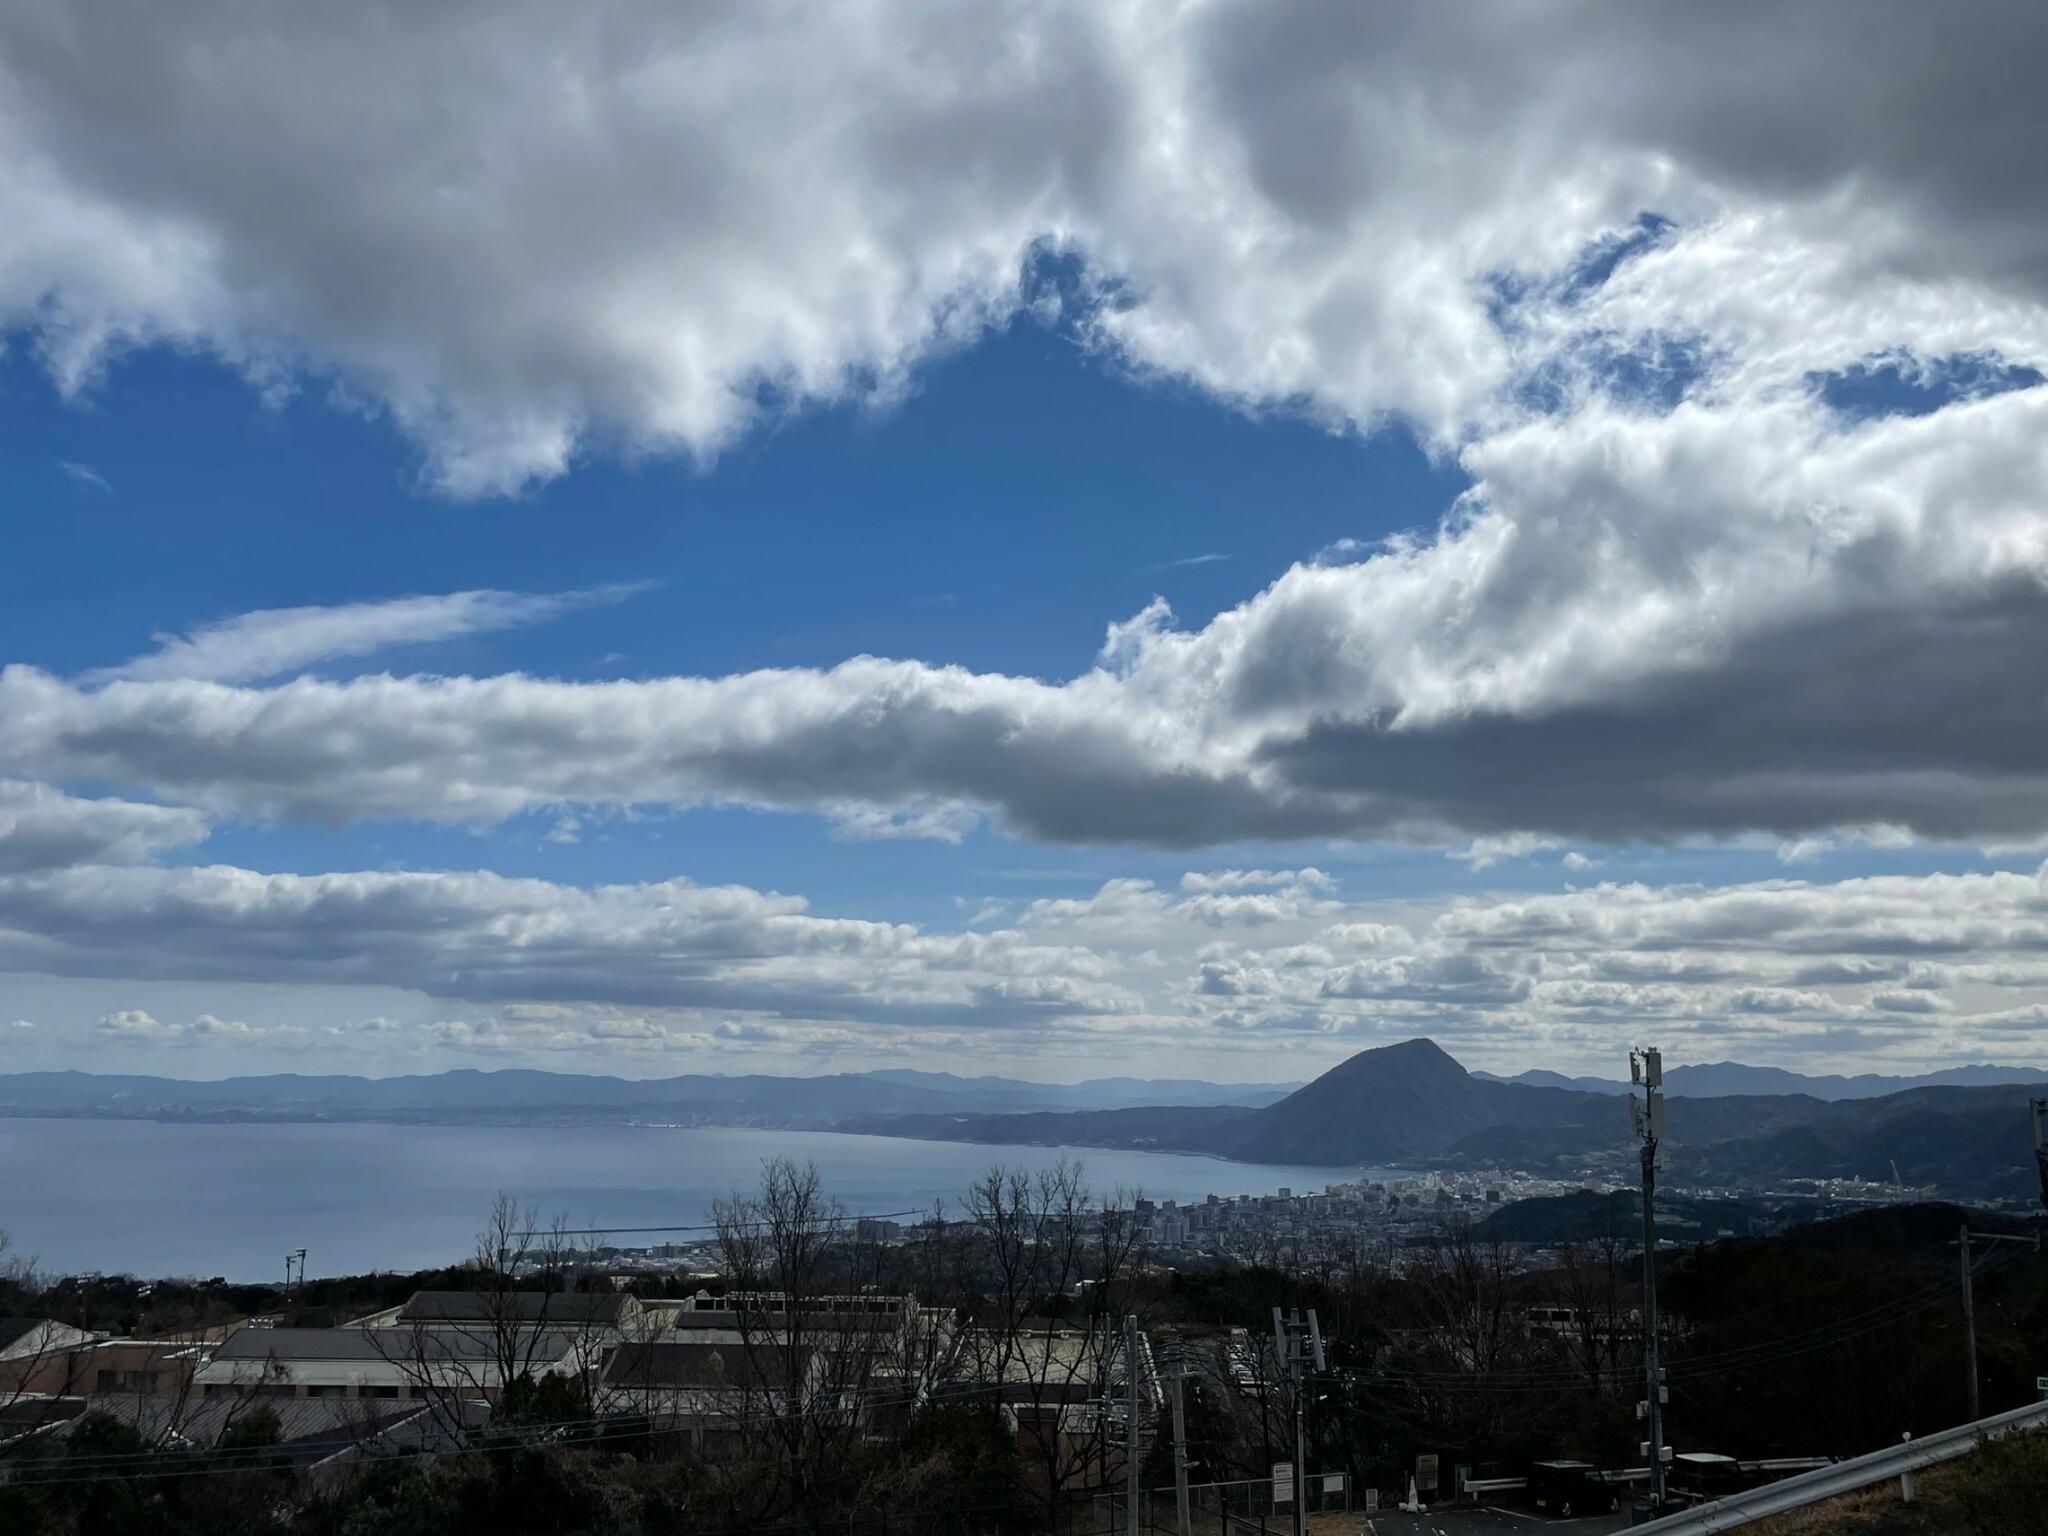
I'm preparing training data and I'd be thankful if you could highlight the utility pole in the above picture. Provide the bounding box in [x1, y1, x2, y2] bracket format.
[1272, 1307, 1324, 1536]
[1952, 1224, 2039, 1421]
[1166, 1337, 1193, 1536]
[1630, 1047, 1668, 1512]
[1958, 1223, 1979, 1422]
[1126, 1314, 1142, 1536]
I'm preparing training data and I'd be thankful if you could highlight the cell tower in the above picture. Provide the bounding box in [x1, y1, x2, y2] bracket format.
[1629, 1047, 1669, 1512]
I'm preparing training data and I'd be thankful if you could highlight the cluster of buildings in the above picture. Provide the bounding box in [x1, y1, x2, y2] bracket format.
[1126, 1170, 1591, 1262]
[0, 1285, 1152, 1492]
[583, 1172, 1602, 1278]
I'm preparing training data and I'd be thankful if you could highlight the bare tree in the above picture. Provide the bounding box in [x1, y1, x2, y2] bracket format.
[1555, 1206, 1634, 1397]
[377, 1194, 604, 1439]
[711, 1157, 896, 1533]
[1402, 1219, 1546, 1454]
[951, 1161, 1150, 1521]
[0, 1230, 79, 1461]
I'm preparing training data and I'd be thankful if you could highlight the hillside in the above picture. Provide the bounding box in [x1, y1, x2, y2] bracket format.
[1480, 1060, 2048, 1100]
[1670, 1085, 2048, 1197]
[833, 1103, 1255, 1151]
[0, 1066, 1292, 1127]
[1211, 1038, 1604, 1162]
[1745, 1425, 2048, 1536]
[1474, 1187, 1775, 1243]
[851, 1039, 2048, 1200]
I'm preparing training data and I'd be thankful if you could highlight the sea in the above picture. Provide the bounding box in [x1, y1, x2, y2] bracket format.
[2, 1118, 1387, 1282]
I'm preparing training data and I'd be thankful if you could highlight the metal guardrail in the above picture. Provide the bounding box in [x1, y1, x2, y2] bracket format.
[1741, 1457, 1832, 1474]
[1461, 1477, 1527, 1493]
[1630, 1398, 2048, 1535]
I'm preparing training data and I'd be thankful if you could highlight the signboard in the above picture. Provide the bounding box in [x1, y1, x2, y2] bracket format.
[1324, 1473, 1346, 1495]
[1272, 1463, 1293, 1504]
[1415, 1454, 1440, 1494]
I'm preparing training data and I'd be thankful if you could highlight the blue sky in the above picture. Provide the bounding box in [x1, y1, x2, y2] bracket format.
[4, 3, 2048, 1082]
[4, 328, 1999, 905]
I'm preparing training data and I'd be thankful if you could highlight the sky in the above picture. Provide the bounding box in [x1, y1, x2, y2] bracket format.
[4, 1, 2048, 1084]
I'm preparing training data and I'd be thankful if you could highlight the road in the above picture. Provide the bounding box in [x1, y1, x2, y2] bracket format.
[1358, 1505, 1630, 1536]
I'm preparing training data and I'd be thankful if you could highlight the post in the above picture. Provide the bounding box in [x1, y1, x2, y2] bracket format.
[1291, 1324, 1307, 1536]
[1631, 1047, 1668, 1512]
[1126, 1315, 1141, 1536]
[1641, 1137, 1666, 1507]
[1169, 1342, 1193, 1536]
[1959, 1224, 1979, 1422]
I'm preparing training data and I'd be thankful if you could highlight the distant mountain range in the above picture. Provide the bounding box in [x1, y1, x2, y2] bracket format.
[842, 1039, 2048, 1202]
[8, 1043, 2046, 1201]
[1474, 1061, 2048, 1100]
[0, 1065, 1298, 1126]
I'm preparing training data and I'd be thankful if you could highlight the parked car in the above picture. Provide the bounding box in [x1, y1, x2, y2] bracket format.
[1527, 1460, 1615, 1518]
[1671, 1451, 1745, 1502]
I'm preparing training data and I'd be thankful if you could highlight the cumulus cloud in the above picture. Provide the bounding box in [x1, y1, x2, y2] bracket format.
[10, 3, 2048, 1076]
[95, 1008, 171, 1038]
[1, 8, 2045, 858]
[1451, 836, 1562, 871]
[0, 862, 1136, 1028]
[8, 379, 2048, 855]
[88, 584, 646, 685]
[0, 780, 207, 873]
[1, 3, 2046, 494]
[5, 857, 2045, 1072]
[91, 1007, 261, 1041]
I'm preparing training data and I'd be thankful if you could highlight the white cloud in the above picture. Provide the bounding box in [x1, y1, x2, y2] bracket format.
[95, 1008, 172, 1038]
[1451, 835, 1561, 870]
[0, 862, 1135, 1029]
[88, 584, 646, 685]
[91, 1007, 261, 1041]
[4, 857, 2043, 1074]
[2, 4, 2047, 494]
[1180, 869, 1333, 895]
[57, 461, 110, 491]
[0, 780, 206, 872]
[8, 3, 2048, 1080]
[0, 10, 2044, 861]
[828, 802, 980, 845]
[10, 378, 2048, 857]
[190, 1012, 255, 1035]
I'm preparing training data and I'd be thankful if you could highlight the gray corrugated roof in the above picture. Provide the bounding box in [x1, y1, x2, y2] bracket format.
[398, 1291, 629, 1325]
[602, 1340, 813, 1392]
[0, 1317, 55, 1351]
[48, 1394, 425, 1451]
[211, 1326, 581, 1364]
